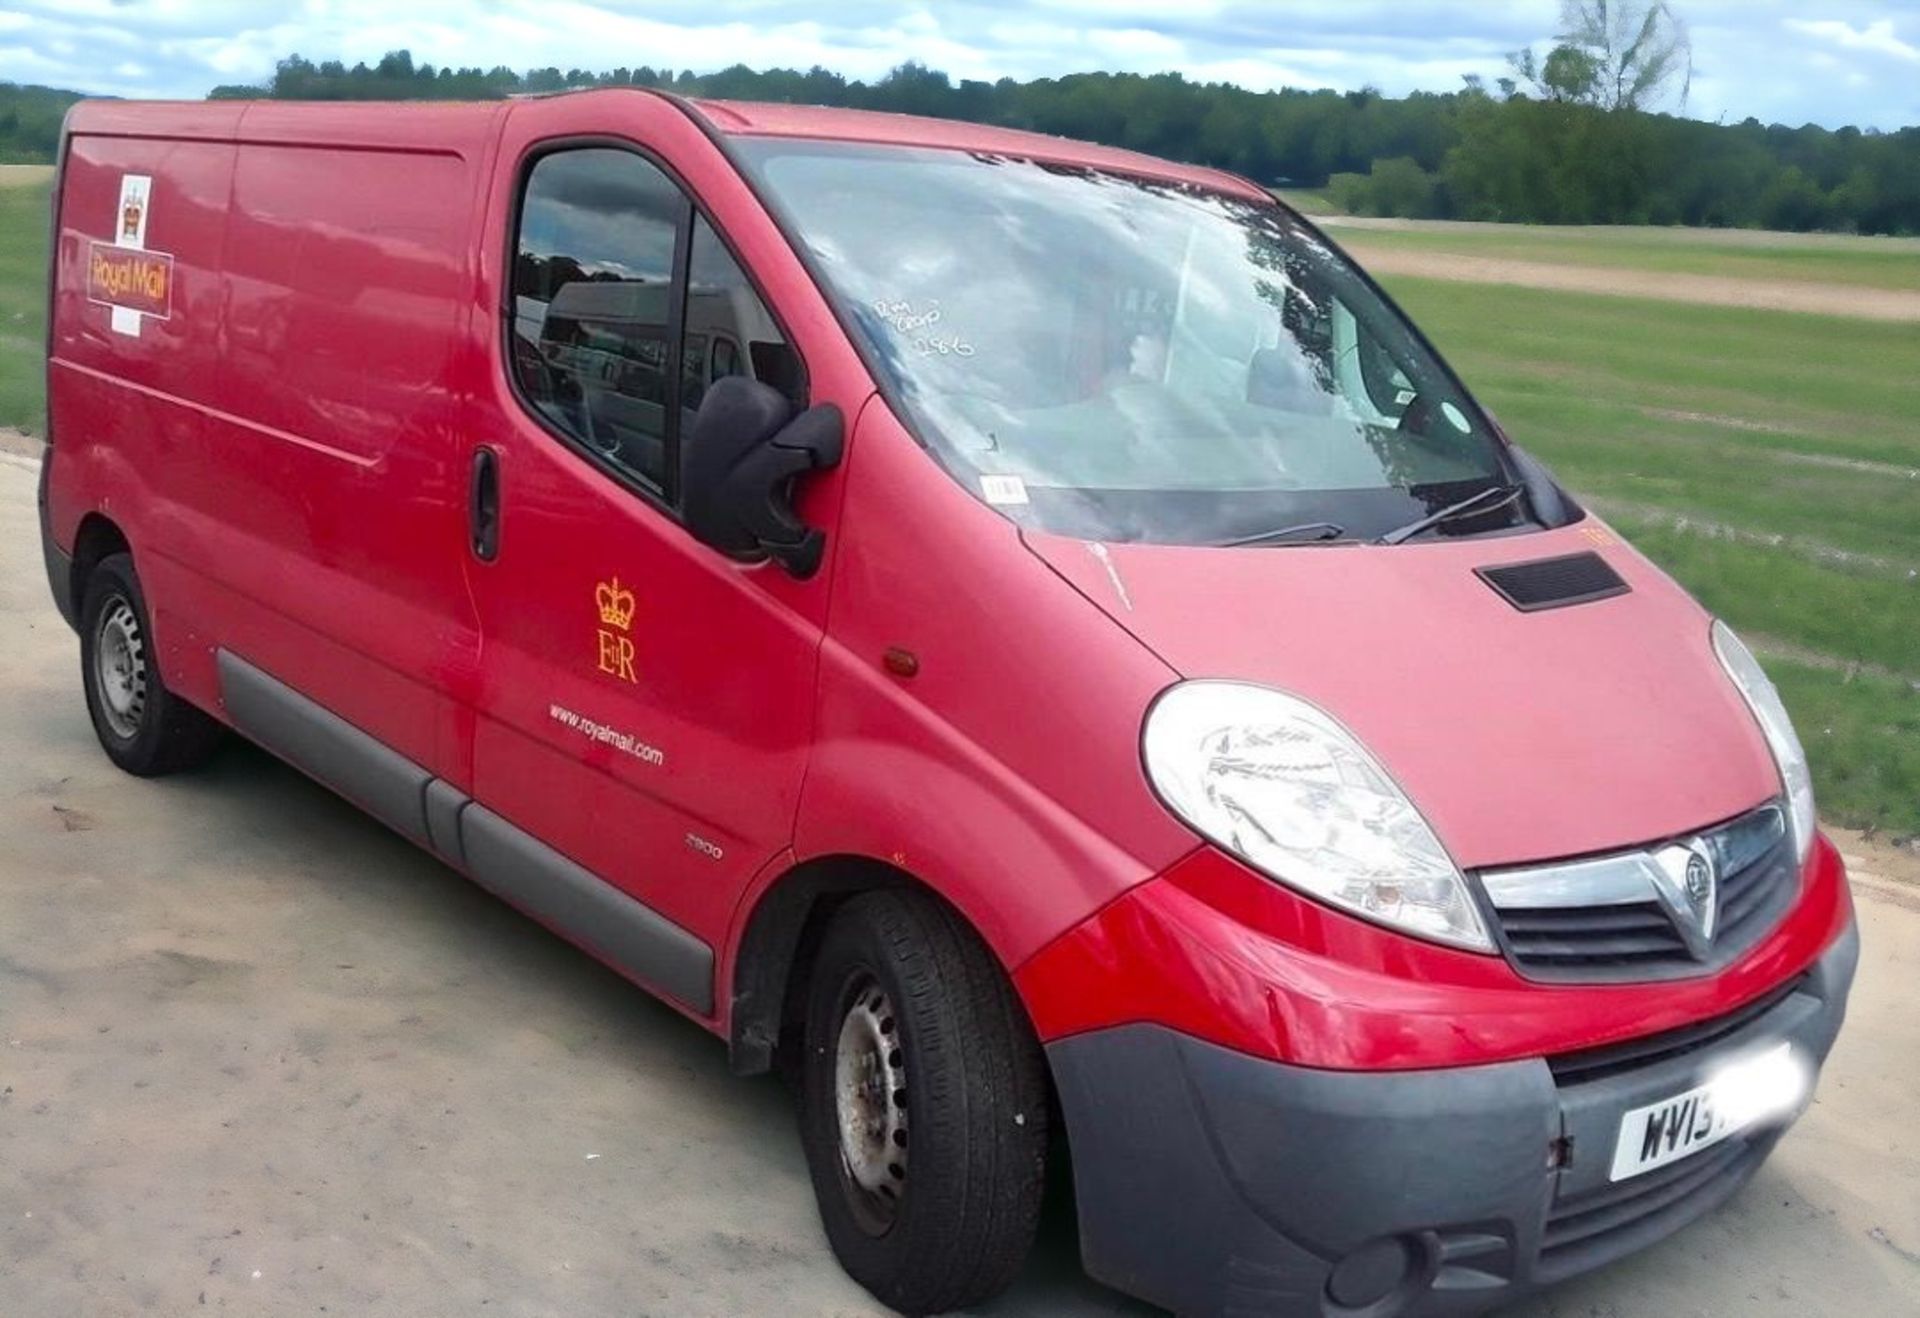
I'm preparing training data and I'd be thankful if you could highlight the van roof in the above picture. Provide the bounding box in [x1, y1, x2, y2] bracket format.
[63, 90, 1263, 201]
[683, 98, 1263, 200]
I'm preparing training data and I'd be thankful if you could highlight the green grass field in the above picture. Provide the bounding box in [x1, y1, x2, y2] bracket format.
[0, 179, 49, 434]
[3, 183, 1914, 834]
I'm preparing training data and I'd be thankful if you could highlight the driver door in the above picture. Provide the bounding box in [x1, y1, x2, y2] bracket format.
[457, 99, 839, 1011]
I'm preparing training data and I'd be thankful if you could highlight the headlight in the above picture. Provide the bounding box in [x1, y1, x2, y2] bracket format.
[1142, 681, 1493, 952]
[1712, 621, 1815, 862]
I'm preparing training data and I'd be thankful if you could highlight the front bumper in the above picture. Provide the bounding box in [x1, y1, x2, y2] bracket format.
[1048, 919, 1858, 1317]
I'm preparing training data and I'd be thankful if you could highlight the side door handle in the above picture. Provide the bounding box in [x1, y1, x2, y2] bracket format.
[469, 447, 501, 562]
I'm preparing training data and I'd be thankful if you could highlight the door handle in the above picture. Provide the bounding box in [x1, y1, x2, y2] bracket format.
[470, 447, 501, 562]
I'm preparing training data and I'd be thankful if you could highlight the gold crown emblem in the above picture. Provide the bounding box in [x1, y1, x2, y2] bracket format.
[121, 198, 142, 240]
[595, 577, 635, 632]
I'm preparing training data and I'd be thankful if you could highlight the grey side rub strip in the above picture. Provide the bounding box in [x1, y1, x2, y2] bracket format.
[215, 649, 715, 1015]
[460, 804, 715, 1015]
[218, 649, 432, 844]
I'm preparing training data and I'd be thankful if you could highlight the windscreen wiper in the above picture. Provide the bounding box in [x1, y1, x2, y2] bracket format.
[1217, 521, 1348, 548]
[1374, 484, 1525, 546]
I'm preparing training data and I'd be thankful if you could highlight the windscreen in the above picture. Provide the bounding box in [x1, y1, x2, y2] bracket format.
[739, 139, 1530, 546]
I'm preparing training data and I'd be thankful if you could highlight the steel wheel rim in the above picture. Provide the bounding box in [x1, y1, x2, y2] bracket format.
[94, 597, 148, 741]
[832, 970, 909, 1235]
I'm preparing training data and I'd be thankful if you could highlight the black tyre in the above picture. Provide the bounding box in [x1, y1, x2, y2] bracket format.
[79, 552, 225, 776]
[799, 890, 1049, 1316]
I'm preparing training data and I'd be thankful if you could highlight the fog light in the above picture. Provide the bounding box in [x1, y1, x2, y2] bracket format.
[1327, 1235, 1418, 1309]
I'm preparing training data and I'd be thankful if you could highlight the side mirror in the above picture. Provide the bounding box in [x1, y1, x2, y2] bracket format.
[682, 376, 845, 578]
[1507, 443, 1582, 528]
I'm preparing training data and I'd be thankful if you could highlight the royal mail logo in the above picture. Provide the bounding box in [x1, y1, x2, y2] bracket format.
[594, 576, 637, 684]
[87, 241, 174, 321]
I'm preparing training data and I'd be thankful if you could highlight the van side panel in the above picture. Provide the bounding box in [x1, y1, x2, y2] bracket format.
[180, 136, 487, 780]
[220, 142, 470, 462]
[48, 127, 237, 709]
[48, 130, 234, 560]
[49, 103, 502, 789]
[52, 134, 232, 416]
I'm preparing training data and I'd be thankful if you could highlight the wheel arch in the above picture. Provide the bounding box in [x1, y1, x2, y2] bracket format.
[726, 853, 911, 1075]
[68, 511, 132, 622]
[726, 852, 1029, 1078]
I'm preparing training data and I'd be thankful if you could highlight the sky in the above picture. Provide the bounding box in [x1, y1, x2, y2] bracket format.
[2, 1, 1916, 131]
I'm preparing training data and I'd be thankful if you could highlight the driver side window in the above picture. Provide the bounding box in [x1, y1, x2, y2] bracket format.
[511, 148, 686, 492]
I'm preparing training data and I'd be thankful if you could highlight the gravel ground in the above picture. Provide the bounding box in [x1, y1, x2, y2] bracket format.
[2, 452, 1915, 1316]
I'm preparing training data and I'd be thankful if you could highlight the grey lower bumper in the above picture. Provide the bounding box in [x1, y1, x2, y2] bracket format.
[1048, 921, 1858, 1317]
[38, 456, 76, 631]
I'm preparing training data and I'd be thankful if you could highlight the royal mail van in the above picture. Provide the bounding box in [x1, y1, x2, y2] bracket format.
[41, 91, 1856, 1318]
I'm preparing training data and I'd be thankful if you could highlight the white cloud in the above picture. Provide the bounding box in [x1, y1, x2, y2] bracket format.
[1784, 17, 1920, 63]
[1035, 0, 1228, 17]
[1180, 56, 1321, 92]
[1086, 27, 1184, 62]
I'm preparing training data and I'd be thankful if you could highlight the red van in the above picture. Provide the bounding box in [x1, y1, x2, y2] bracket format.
[40, 92, 1855, 1317]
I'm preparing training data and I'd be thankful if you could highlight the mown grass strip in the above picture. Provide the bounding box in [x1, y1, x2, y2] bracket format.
[1477, 395, 1920, 566]
[1604, 516, 1918, 678]
[1586, 497, 1917, 580]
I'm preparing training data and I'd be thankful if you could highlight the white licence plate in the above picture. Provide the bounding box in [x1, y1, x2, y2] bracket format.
[1608, 1043, 1796, 1182]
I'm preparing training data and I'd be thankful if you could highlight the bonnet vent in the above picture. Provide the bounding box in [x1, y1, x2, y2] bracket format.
[1476, 551, 1629, 613]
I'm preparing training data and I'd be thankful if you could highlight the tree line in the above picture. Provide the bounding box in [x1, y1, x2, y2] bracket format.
[228, 52, 1920, 234]
[5, 48, 1916, 233]
[0, 83, 82, 163]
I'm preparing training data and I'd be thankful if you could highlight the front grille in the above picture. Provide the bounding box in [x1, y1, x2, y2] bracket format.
[1498, 899, 1688, 970]
[1716, 833, 1795, 943]
[1539, 1136, 1762, 1281]
[1548, 976, 1804, 1086]
[1480, 805, 1799, 983]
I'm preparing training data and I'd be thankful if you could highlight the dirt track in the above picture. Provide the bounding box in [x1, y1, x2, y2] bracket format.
[1336, 243, 1920, 321]
[0, 164, 54, 189]
[1318, 214, 1920, 251]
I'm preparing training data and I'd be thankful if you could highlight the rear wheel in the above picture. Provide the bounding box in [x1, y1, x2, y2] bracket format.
[80, 553, 224, 776]
[798, 890, 1049, 1316]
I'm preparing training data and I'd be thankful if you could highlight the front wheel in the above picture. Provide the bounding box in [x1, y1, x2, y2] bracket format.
[798, 890, 1049, 1316]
